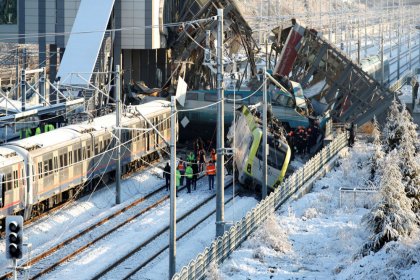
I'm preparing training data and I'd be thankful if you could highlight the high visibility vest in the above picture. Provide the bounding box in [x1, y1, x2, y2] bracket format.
[206, 163, 216, 175]
[177, 162, 185, 171]
[185, 166, 193, 179]
[187, 153, 195, 162]
[176, 170, 181, 187]
[35, 127, 41, 135]
[45, 124, 55, 132]
[25, 128, 32, 138]
[211, 152, 216, 162]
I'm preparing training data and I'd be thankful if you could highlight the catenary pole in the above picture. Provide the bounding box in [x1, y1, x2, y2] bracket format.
[216, 8, 225, 238]
[262, 67, 268, 199]
[169, 96, 177, 278]
[116, 65, 121, 204]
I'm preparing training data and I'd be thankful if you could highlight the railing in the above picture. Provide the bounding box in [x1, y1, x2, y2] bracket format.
[389, 69, 414, 93]
[172, 131, 348, 280]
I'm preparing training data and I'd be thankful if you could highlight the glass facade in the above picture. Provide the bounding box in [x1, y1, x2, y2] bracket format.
[0, 0, 17, 25]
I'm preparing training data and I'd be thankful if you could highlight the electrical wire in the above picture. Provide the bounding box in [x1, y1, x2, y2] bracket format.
[0, 18, 216, 42]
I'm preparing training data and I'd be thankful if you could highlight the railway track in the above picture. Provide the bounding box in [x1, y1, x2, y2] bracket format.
[0, 168, 194, 280]
[10, 157, 164, 235]
[93, 182, 235, 280]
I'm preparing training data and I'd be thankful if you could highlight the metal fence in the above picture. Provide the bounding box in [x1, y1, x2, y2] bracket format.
[172, 131, 348, 280]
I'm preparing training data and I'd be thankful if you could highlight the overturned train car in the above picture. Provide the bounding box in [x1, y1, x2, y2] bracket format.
[228, 105, 291, 191]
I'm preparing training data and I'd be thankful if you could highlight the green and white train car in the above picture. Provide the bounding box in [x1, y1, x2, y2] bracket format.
[228, 105, 291, 191]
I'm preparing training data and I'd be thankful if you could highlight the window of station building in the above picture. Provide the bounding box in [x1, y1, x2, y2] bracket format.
[0, 0, 17, 25]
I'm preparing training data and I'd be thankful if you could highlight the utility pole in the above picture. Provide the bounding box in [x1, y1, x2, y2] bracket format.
[397, 0, 401, 79]
[21, 48, 26, 112]
[380, 18, 385, 85]
[116, 65, 122, 205]
[216, 8, 225, 238]
[169, 96, 177, 279]
[262, 67, 268, 199]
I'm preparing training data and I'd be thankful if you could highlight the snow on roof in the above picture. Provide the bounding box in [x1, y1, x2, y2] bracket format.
[8, 128, 81, 150]
[0, 147, 22, 167]
[83, 100, 170, 130]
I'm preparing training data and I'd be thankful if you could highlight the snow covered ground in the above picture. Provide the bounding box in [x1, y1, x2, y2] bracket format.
[0, 162, 258, 279]
[218, 141, 420, 280]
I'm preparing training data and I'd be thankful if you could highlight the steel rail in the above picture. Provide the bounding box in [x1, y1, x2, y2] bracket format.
[92, 182, 234, 280]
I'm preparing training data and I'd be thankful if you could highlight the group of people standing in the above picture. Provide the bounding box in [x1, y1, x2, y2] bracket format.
[286, 123, 321, 159]
[163, 145, 217, 196]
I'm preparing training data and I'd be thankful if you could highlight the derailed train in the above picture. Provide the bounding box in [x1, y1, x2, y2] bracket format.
[228, 105, 291, 191]
[0, 100, 172, 227]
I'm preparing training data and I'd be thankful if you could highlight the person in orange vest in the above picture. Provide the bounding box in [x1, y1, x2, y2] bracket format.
[206, 160, 216, 190]
[210, 148, 217, 162]
[177, 158, 186, 186]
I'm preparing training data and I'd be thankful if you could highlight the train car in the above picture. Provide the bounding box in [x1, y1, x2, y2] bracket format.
[360, 55, 390, 85]
[0, 147, 26, 221]
[0, 100, 171, 223]
[228, 105, 291, 191]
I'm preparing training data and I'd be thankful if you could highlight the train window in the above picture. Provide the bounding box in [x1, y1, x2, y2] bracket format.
[226, 94, 242, 104]
[48, 159, 53, 175]
[87, 146, 91, 159]
[38, 162, 43, 178]
[100, 141, 103, 152]
[186, 92, 198, 100]
[44, 161, 49, 176]
[13, 170, 18, 189]
[250, 95, 263, 104]
[94, 143, 99, 155]
[69, 152, 73, 165]
[204, 93, 218, 102]
[74, 150, 78, 163]
[54, 157, 58, 173]
[64, 153, 68, 166]
[6, 173, 12, 191]
[78, 149, 82, 162]
[59, 155, 64, 168]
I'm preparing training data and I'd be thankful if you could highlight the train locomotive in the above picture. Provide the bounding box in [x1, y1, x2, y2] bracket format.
[227, 105, 291, 191]
[0, 100, 172, 227]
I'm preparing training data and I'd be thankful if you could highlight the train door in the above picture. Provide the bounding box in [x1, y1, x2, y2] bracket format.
[53, 151, 59, 190]
[155, 117, 160, 148]
[0, 174, 3, 208]
[67, 146, 74, 185]
[11, 166, 20, 210]
[3, 172, 13, 213]
[145, 121, 150, 152]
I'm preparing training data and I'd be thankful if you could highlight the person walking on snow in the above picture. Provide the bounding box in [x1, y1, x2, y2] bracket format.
[163, 162, 170, 191]
[185, 164, 193, 193]
[175, 168, 181, 197]
[206, 160, 216, 190]
[192, 161, 199, 191]
[177, 158, 186, 186]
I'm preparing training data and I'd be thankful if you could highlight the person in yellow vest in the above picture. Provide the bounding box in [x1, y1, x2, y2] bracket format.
[185, 164, 193, 193]
[35, 127, 42, 135]
[175, 168, 181, 197]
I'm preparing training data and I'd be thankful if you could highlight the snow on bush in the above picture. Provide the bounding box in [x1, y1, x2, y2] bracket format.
[249, 215, 292, 255]
[383, 98, 403, 153]
[361, 151, 417, 255]
[205, 262, 222, 280]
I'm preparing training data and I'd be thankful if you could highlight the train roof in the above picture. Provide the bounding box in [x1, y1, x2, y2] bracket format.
[81, 100, 170, 130]
[7, 128, 81, 150]
[0, 147, 24, 167]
